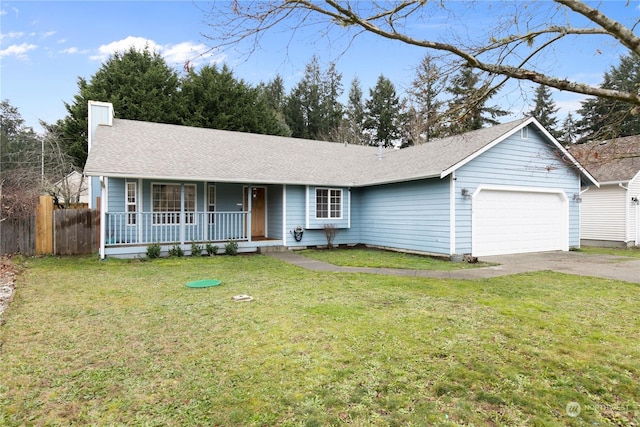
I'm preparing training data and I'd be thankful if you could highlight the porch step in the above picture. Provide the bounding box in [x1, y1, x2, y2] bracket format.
[257, 245, 289, 254]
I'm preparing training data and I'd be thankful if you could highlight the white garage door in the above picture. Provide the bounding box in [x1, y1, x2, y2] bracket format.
[472, 189, 567, 256]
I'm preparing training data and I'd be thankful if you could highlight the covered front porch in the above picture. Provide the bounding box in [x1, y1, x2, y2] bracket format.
[98, 180, 285, 258]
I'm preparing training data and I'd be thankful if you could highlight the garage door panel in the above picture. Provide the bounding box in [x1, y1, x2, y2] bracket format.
[473, 189, 566, 256]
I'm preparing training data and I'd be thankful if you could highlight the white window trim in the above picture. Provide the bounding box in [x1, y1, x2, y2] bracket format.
[126, 181, 137, 226]
[151, 182, 197, 225]
[315, 187, 343, 220]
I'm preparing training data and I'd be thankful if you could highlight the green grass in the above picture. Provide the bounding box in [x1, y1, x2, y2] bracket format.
[298, 247, 491, 270]
[1, 255, 639, 426]
[576, 246, 640, 259]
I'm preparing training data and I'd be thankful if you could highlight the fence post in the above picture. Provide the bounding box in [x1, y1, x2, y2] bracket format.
[36, 195, 54, 255]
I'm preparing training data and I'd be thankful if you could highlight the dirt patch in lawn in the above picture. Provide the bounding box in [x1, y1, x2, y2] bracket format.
[0, 257, 16, 319]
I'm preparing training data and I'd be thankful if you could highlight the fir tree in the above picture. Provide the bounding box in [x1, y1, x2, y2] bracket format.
[407, 54, 446, 143]
[576, 53, 640, 142]
[559, 112, 579, 145]
[345, 77, 366, 145]
[364, 75, 403, 148]
[444, 67, 508, 135]
[528, 85, 560, 138]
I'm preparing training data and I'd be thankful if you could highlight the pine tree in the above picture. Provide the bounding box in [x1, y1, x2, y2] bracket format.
[364, 75, 403, 148]
[345, 77, 366, 145]
[559, 112, 579, 145]
[528, 85, 560, 138]
[407, 55, 446, 144]
[577, 53, 640, 142]
[443, 67, 508, 135]
[283, 56, 343, 140]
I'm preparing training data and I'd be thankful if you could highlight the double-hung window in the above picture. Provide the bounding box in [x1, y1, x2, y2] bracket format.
[152, 183, 196, 224]
[316, 188, 342, 219]
[126, 182, 137, 225]
[207, 185, 216, 223]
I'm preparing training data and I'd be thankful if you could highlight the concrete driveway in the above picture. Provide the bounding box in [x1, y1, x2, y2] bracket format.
[268, 250, 640, 283]
[477, 251, 640, 283]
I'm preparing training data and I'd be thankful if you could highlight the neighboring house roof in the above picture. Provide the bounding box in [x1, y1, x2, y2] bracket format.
[568, 135, 640, 184]
[84, 116, 596, 187]
[50, 170, 89, 203]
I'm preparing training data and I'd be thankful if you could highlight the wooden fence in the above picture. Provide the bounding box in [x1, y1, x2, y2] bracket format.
[1, 196, 99, 256]
[0, 215, 36, 256]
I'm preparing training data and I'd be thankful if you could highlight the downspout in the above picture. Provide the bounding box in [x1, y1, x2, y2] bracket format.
[620, 183, 630, 244]
[99, 176, 106, 260]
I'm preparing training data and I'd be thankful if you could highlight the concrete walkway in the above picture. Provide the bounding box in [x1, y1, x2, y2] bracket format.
[267, 250, 640, 283]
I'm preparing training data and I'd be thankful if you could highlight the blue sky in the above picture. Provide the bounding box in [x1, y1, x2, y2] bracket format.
[1, 1, 638, 133]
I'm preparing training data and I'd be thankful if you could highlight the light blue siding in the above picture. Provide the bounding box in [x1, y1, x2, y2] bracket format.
[306, 186, 350, 229]
[266, 184, 283, 239]
[285, 186, 358, 247]
[454, 125, 581, 253]
[357, 179, 451, 254]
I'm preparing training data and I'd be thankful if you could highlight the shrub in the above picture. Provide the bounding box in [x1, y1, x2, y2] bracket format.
[205, 243, 219, 256]
[224, 240, 238, 256]
[146, 243, 161, 259]
[190, 243, 203, 257]
[323, 224, 339, 249]
[168, 245, 184, 257]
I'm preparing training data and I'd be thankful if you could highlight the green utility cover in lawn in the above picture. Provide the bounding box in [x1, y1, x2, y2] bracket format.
[186, 279, 222, 288]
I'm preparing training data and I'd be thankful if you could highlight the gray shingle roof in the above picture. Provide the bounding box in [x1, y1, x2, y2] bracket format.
[568, 135, 640, 183]
[84, 117, 542, 186]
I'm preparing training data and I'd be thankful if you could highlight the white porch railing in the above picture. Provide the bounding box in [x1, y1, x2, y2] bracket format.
[104, 211, 248, 246]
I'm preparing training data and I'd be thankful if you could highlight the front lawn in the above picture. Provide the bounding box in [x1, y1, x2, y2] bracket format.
[298, 247, 491, 270]
[0, 255, 638, 426]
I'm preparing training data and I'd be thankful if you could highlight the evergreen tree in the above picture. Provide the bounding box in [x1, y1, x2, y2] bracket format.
[559, 112, 579, 145]
[407, 54, 446, 144]
[345, 77, 366, 145]
[1, 100, 40, 174]
[180, 64, 287, 135]
[443, 67, 508, 135]
[364, 75, 403, 148]
[283, 56, 343, 140]
[258, 75, 291, 136]
[528, 85, 560, 138]
[576, 53, 640, 142]
[55, 47, 181, 166]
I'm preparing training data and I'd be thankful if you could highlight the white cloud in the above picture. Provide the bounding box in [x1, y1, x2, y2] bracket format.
[90, 36, 224, 69]
[42, 31, 56, 38]
[0, 31, 24, 40]
[89, 36, 161, 61]
[0, 10, 6, 16]
[60, 47, 89, 55]
[0, 43, 37, 59]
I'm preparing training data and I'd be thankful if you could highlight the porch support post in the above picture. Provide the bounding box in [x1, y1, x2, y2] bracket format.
[180, 184, 185, 245]
[247, 184, 252, 242]
[99, 176, 106, 259]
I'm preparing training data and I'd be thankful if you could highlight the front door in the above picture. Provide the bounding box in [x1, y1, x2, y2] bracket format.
[244, 187, 266, 239]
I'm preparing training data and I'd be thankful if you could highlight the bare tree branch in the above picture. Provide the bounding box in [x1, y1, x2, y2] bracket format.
[202, 0, 640, 105]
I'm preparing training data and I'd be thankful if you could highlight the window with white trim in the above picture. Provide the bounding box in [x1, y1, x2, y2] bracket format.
[126, 182, 137, 225]
[316, 188, 342, 219]
[208, 185, 216, 223]
[152, 183, 196, 224]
